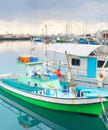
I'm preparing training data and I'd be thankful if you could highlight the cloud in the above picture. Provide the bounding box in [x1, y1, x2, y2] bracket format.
[24, 0, 108, 23]
[0, 0, 107, 22]
[0, 0, 107, 34]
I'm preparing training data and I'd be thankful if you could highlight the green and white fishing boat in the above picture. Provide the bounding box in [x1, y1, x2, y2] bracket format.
[0, 55, 108, 116]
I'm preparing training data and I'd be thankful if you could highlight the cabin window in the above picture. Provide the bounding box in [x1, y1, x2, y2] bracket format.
[28, 81, 30, 86]
[97, 60, 104, 68]
[20, 66, 26, 76]
[34, 83, 37, 87]
[71, 58, 80, 66]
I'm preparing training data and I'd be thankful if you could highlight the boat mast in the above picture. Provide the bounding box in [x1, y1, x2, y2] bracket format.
[65, 51, 74, 83]
[65, 51, 76, 96]
[44, 24, 48, 56]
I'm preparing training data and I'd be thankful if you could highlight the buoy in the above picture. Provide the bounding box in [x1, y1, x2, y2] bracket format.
[54, 69, 62, 77]
[97, 72, 106, 87]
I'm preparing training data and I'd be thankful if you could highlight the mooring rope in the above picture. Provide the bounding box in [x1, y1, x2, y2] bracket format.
[100, 97, 108, 120]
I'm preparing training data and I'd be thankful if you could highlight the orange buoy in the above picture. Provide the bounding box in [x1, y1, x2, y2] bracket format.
[54, 69, 62, 77]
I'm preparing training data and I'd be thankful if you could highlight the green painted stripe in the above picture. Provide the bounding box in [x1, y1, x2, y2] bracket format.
[0, 85, 108, 115]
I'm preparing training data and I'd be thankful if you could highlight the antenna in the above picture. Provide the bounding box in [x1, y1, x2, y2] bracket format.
[44, 24, 47, 37]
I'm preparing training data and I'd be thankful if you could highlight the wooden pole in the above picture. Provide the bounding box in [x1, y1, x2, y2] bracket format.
[65, 51, 74, 84]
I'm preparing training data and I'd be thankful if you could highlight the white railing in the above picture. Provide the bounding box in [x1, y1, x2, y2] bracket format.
[46, 60, 87, 76]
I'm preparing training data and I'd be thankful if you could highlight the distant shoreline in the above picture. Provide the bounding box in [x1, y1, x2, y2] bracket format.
[0, 36, 30, 41]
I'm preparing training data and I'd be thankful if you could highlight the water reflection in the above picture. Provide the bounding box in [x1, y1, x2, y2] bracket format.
[0, 89, 107, 130]
[0, 41, 46, 74]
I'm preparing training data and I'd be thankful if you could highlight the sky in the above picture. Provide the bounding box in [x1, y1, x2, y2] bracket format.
[0, 0, 108, 34]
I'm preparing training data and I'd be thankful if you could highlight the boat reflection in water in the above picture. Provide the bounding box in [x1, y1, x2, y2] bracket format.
[0, 90, 107, 130]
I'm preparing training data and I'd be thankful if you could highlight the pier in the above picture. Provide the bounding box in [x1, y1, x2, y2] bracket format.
[0, 34, 31, 41]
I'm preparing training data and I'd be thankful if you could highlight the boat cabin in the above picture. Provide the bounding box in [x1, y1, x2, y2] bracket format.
[47, 43, 108, 79]
[17, 55, 61, 89]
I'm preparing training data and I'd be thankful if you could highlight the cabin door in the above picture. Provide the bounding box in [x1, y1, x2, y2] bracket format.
[87, 58, 97, 78]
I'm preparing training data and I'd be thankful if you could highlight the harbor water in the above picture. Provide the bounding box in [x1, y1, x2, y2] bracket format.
[0, 41, 107, 130]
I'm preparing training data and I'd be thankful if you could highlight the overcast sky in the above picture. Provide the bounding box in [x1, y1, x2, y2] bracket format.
[0, 0, 108, 34]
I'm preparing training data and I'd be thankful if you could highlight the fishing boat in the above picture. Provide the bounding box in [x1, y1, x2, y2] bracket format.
[44, 43, 108, 88]
[0, 55, 108, 116]
[56, 37, 66, 43]
[32, 37, 43, 43]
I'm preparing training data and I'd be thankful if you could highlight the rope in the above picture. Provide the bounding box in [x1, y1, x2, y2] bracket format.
[100, 97, 108, 120]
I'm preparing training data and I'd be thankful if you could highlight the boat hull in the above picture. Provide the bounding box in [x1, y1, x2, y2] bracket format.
[0, 83, 108, 116]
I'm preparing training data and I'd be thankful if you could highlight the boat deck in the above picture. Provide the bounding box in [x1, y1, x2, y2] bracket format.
[1, 77, 76, 98]
[1, 76, 108, 99]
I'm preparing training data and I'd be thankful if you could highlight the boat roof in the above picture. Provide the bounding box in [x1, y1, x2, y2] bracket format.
[18, 62, 42, 66]
[47, 43, 108, 56]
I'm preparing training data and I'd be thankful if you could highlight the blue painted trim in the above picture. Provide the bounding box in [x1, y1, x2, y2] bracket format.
[87, 58, 97, 78]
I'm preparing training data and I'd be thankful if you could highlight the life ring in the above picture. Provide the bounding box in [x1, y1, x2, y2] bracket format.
[97, 72, 105, 88]
[97, 72, 106, 82]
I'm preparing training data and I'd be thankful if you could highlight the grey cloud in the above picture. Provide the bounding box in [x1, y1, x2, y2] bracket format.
[0, 0, 107, 23]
